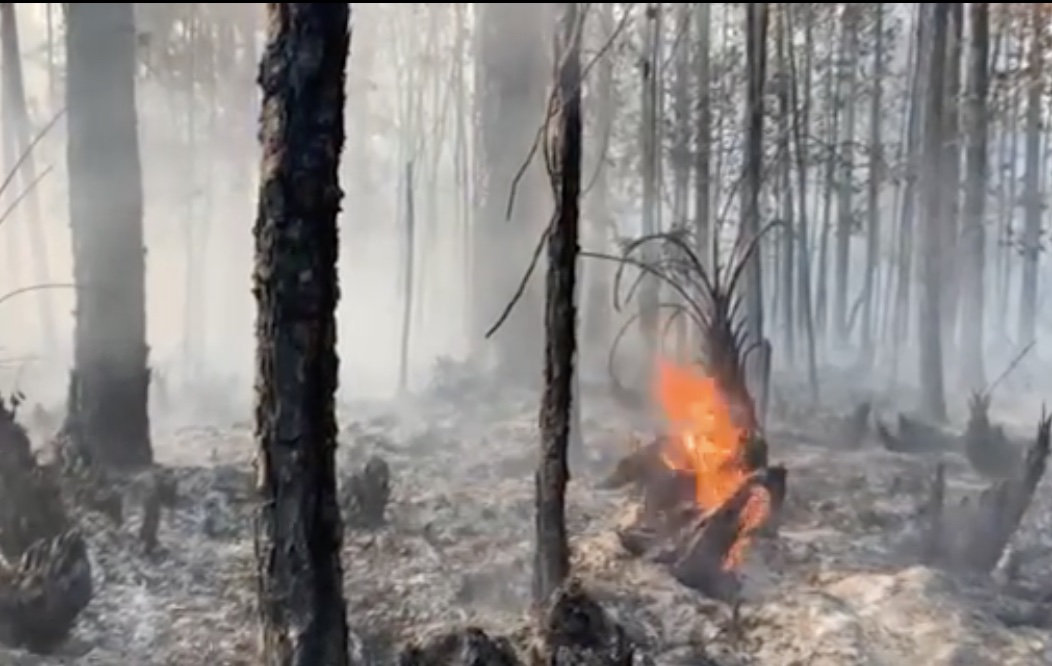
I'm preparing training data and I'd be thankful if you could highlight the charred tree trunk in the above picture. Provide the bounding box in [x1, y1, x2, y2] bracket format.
[253, 5, 351, 665]
[535, 1, 582, 607]
[65, 2, 151, 468]
[961, 3, 989, 390]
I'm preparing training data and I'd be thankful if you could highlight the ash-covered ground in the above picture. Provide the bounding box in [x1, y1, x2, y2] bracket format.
[10, 371, 1052, 665]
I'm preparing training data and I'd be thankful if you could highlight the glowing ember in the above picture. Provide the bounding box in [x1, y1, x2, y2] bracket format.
[654, 358, 771, 570]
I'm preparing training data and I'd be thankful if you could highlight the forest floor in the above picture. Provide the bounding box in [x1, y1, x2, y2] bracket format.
[10, 370, 1052, 665]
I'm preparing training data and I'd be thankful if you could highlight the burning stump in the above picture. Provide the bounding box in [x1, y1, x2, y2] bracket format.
[607, 363, 788, 601]
[618, 465, 786, 601]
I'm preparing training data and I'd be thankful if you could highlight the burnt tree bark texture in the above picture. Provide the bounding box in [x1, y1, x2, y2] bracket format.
[534, 2, 582, 606]
[253, 4, 351, 665]
[65, 2, 151, 468]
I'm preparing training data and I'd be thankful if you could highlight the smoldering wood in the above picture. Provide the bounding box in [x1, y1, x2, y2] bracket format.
[0, 397, 92, 653]
[0, 529, 92, 654]
[397, 627, 520, 666]
[344, 456, 391, 529]
[922, 415, 1050, 573]
[963, 392, 1020, 480]
[533, 578, 635, 666]
[875, 413, 956, 454]
[50, 431, 123, 526]
[139, 470, 178, 554]
[0, 395, 70, 561]
[841, 401, 871, 445]
[618, 466, 787, 601]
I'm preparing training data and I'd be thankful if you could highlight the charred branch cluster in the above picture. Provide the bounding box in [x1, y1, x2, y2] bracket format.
[0, 395, 92, 653]
[398, 579, 636, 666]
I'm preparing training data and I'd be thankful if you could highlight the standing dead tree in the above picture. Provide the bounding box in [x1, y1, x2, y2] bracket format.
[535, 0, 582, 607]
[253, 4, 352, 664]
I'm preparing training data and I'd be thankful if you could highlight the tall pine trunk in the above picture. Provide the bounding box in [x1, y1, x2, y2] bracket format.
[961, 3, 990, 389]
[65, 2, 151, 468]
[919, 3, 949, 421]
[1018, 3, 1043, 345]
[253, 5, 351, 664]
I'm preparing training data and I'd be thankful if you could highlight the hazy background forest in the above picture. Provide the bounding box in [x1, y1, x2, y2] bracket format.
[5, 3, 1052, 423]
[0, 3, 1050, 665]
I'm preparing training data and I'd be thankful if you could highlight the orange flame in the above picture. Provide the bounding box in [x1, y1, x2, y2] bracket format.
[654, 358, 771, 569]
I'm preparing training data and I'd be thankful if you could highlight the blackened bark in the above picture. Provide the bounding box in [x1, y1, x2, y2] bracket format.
[254, 4, 351, 665]
[535, 2, 581, 606]
[65, 3, 151, 468]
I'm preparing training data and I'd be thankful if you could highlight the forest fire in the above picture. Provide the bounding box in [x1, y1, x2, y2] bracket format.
[654, 359, 771, 570]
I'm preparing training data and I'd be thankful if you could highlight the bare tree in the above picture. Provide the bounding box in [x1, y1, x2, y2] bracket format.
[535, 0, 582, 606]
[253, 4, 352, 664]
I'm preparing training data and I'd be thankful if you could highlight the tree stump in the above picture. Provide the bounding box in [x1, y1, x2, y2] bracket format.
[923, 415, 1050, 572]
[0, 530, 93, 653]
[398, 627, 520, 666]
[344, 456, 391, 529]
[534, 578, 636, 666]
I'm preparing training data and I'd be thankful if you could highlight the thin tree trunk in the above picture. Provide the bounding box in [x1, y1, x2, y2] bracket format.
[399, 161, 415, 393]
[1018, 3, 1043, 345]
[741, 3, 768, 358]
[535, 0, 581, 606]
[693, 3, 712, 271]
[785, 3, 818, 401]
[862, 3, 884, 358]
[834, 4, 858, 345]
[919, 2, 949, 422]
[961, 2, 990, 390]
[1, 3, 57, 351]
